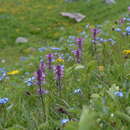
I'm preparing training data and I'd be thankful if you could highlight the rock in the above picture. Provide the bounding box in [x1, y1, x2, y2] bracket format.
[1, 59, 6, 63]
[105, 0, 116, 4]
[64, 0, 78, 2]
[61, 12, 86, 22]
[16, 37, 28, 43]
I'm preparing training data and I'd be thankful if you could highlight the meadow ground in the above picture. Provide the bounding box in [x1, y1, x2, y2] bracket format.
[0, 0, 130, 129]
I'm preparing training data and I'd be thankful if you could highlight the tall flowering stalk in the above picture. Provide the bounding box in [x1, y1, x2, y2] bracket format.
[119, 17, 125, 25]
[72, 49, 81, 63]
[36, 62, 47, 120]
[76, 38, 84, 51]
[54, 65, 64, 97]
[46, 54, 53, 70]
[91, 28, 100, 41]
[90, 28, 100, 54]
[128, 6, 130, 16]
[39, 61, 46, 71]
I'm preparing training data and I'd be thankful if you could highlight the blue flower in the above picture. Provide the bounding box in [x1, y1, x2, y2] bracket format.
[0, 98, 9, 104]
[20, 56, 28, 61]
[114, 91, 123, 97]
[115, 28, 122, 32]
[0, 68, 6, 81]
[107, 38, 113, 42]
[38, 47, 46, 52]
[25, 76, 35, 86]
[126, 26, 130, 32]
[74, 88, 82, 94]
[79, 31, 86, 35]
[68, 44, 75, 46]
[68, 36, 76, 40]
[126, 18, 130, 22]
[99, 38, 105, 43]
[61, 119, 69, 125]
[51, 47, 61, 50]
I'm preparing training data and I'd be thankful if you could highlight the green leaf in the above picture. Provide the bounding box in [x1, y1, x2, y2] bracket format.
[79, 106, 99, 130]
[115, 111, 130, 123]
[64, 121, 78, 130]
[87, 60, 97, 73]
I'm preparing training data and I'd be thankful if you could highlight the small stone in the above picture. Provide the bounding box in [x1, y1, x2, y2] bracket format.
[16, 37, 28, 43]
[105, 0, 116, 4]
[1, 59, 5, 63]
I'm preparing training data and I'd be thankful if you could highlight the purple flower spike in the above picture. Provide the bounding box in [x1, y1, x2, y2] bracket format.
[39, 61, 46, 73]
[76, 38, 84, 50]
[46, 54, 53, 70]
[37, 88, 48, 95]
[54, 65, 64, 81]
[36, 69, 45, 85]
[91, 28, 100, 40]
[72, 49, 81, 63]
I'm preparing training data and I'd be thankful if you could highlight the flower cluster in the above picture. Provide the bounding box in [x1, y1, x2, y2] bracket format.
[0, 98, 9, 104]
[54, 65, 64, 81]
[72, 49, 81, 63]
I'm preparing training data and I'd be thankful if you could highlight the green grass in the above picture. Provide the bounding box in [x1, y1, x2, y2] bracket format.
[0, 0, 130, 129]
[0, 0, 129, 48]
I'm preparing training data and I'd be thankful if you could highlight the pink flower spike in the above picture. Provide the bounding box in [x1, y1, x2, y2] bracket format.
[76, 38, 84, 50]
[90, 28, 100, 40]
[128, 6, 130, 12]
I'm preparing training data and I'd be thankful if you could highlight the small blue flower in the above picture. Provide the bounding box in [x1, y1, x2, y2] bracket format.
[61, 119, 69, 125]
[115, 28, 122, 32]
[68, 36, 76, 40]
[25, 76, 35, 86]
[126, 18, 130, 22]
[126, 26, 130, 32]
[51, 47, 61, 50]
[0, 98, 9, 104]
[99, 38, 105, 43]
[20, 56, 28, 61]
[68, 44, 75, 46]
[79, 31, 86, 35]
[0, 68, 6, 81]
[107, 38, 113, 42]
[24, 72, 30, 75]
[38, 47, 46, 52]
[74, 88, 82, 94]
[114, 91, 123, 97]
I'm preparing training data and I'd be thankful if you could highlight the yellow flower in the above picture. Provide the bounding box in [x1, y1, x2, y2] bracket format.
[123, 50, 130, 55]
[56, 58, 64, 62]
[7, 70, 20, 75]
[98, 66, 104, 72]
